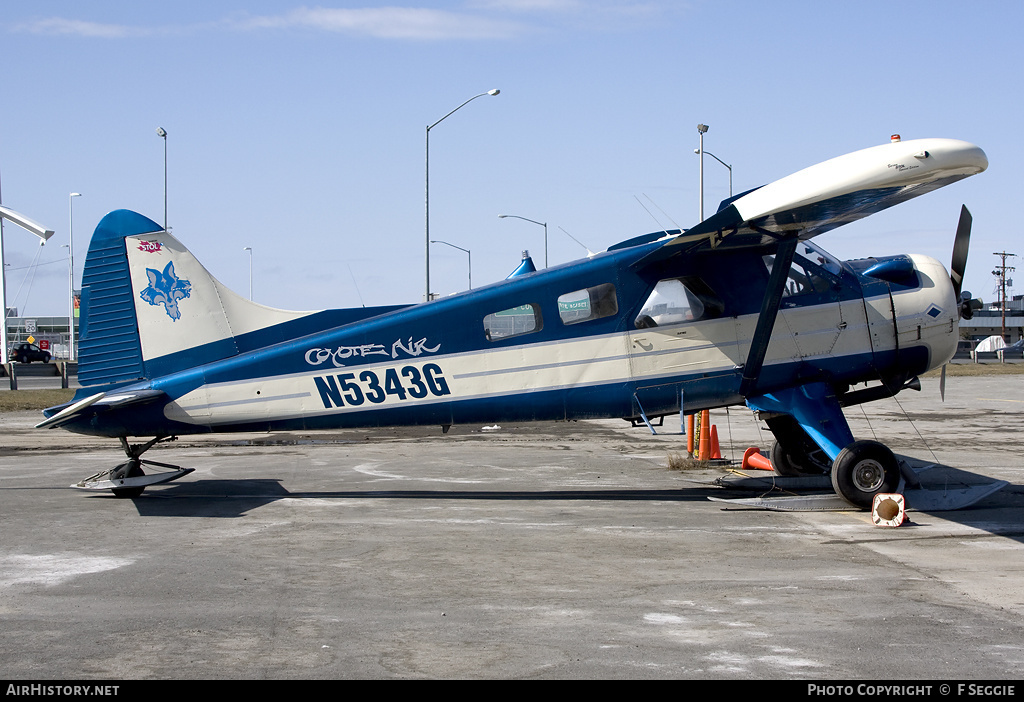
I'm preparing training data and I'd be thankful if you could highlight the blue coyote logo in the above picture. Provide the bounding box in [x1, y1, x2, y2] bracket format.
[140, 261, 192, 321]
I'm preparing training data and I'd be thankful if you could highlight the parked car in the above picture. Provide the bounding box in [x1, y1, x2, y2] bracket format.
[9, 342, 51, 363]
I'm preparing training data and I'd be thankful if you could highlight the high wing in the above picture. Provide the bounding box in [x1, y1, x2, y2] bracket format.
[633, 138, 987, 267]
[628, 138, 987, 397]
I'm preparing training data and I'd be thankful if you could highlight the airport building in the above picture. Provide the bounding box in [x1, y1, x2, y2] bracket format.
[960, 296, 1024, 344]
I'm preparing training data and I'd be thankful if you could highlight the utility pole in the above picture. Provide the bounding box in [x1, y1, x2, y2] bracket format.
[992, 251, 1017, 342]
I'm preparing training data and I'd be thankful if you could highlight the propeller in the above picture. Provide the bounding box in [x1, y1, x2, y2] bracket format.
[950, 205, 983, 319]
[942, 205, 980, 402]
[950, 205, 971, 300]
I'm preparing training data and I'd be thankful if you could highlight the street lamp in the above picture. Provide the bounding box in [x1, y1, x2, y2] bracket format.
[243, 247, 252, 300]
[694, 149, 732, 198]
[425, 89, 500, 301]
[498, 214, 548, 268]
[69, 192, 81, 360]
[156, 127, 167, 232]
[430, 239, 472, 291]
[0, 204, 54, 365]
[696, 124, 709, 221]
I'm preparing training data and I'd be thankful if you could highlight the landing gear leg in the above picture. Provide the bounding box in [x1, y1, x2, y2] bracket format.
[749, 382, 901, 510]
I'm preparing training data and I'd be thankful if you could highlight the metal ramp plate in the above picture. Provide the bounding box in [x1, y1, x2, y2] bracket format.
[708, 481, 1008, 512]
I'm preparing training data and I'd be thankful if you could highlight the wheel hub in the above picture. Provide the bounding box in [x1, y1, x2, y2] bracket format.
[852, 459, 885, 492]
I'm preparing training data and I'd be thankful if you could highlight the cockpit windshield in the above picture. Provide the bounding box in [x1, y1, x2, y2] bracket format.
[799, 241, 843, 276]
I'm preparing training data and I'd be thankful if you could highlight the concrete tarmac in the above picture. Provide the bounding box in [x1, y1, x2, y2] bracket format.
[1, 375, 1022, 679]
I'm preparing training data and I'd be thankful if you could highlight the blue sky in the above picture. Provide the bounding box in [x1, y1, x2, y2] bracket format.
[1, 0, 1019, 317]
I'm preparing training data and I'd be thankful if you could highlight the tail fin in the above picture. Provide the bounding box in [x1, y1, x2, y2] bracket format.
[78, 210, 317, 388]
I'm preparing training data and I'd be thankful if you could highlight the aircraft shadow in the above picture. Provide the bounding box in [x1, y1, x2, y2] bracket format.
[119, 479, 721, 518]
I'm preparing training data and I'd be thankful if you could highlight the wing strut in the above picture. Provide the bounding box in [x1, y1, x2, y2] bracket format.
[739, 237, 798, 397]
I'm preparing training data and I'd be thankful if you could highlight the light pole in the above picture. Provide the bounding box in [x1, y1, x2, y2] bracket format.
[430, 239, 472, 291]
[243, 247, 252, 300]
[498, 214, 548, 268]
[696, 124, 709, 221]
[69, 192, 81, 360]
[695, 148, 732, 198]
[156, 127, 167, 232]
[425, 89, 500, 302]
[0, 204, 54, 365]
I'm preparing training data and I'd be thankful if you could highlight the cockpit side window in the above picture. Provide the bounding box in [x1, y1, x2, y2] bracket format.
[634, 277, 723, 329]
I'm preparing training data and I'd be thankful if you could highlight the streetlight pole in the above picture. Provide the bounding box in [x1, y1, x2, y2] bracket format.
[243, 247, 253, 300]
[696, 149, 732, 198]
[696, 124, 709, 221]
[498, 214, 548, 268]
[430, 239, 472, 290]
[0, 204, 55, 365]
[156, 127, 167, 232]
[69, 192, 81, 360]
[425, 89, 499, 302]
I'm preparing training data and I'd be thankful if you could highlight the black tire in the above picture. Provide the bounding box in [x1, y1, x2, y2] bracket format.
[831, 440, 901, 509]
[771, 440, 829, 477]
[111, 460, 146, 499]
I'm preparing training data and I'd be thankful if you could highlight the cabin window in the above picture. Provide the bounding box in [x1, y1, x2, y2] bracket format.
[762, 253, 835, 298]
[634, 278, 722, 329]
[557, 283, 618, 325]
[483, 303, 543, 341]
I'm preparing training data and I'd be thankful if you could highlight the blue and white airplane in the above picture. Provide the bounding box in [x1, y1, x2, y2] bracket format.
[40, 137, 987, 508]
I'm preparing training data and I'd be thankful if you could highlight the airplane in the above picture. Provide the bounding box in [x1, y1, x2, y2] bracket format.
[38, 136, 988, 509]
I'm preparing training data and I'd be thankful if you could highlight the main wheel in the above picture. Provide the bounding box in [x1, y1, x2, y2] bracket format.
[831, 440, 901, 509]
[771, 440, 829, 476]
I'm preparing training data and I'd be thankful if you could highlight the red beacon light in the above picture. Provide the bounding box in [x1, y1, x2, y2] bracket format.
[891, 134, 901, 143]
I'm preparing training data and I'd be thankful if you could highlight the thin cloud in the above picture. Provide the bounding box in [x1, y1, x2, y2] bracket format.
[466, 0, 585, 11]
[239, 6, 528, 40]
[12, 17, 145, 38]
[11, 3, 670, 41]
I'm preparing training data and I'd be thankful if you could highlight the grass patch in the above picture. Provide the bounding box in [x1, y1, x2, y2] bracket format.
[667, 452, 713, 471]
[0, 389, 75, 412]
[923, 362, 1024, 377]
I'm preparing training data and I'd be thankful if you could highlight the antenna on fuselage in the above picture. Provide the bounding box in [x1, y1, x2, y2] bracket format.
[558, 226, 595, 257]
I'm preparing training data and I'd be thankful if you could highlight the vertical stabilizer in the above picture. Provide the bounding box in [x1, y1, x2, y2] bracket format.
[77, 210, 317, 388]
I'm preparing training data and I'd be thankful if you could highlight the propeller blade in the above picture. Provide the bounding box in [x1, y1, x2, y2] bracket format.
[950, 205, 972, 300]
[940, 364, 946, 402]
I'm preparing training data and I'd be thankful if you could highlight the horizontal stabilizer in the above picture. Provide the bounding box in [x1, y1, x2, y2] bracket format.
[37, 389, 166, 430]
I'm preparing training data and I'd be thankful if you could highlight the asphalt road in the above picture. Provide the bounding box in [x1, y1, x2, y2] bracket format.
[0, 375, 1022, 679]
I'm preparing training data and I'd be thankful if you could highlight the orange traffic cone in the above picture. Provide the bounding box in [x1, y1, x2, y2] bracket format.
[710, 425, 722, 460]
[741, 447, 774, 471]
